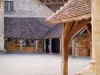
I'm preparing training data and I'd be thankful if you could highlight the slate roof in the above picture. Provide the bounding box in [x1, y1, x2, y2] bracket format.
[4, 17, 62, 39]
[47, 25, 62, 38]
[46, 0, 91, 24]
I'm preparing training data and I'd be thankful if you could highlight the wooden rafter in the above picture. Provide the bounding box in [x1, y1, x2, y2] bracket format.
[70, 19, 91, 38]
[61, 0, 66, 3]
[43, 0, 66, 5]
[86, 23, 92, 33]
[43, 0, 52, 3]
[62, 19, 91, 75]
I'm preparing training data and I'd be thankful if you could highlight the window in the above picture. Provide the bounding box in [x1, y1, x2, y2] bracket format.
[4, 1, 14, 12]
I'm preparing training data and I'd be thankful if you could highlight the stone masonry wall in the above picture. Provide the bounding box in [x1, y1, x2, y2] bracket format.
[4, 0, 54, 17]
[0, 0, 4, 51]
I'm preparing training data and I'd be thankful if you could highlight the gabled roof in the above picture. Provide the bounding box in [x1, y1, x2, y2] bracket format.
[4, 17, 62, 39]
[46, 0, 91, 24]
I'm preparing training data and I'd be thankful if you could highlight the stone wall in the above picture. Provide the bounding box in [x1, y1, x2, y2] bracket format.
[4, 0, 54, 17]
[0, 0, 4, 52]
[92, 0, 100, 74]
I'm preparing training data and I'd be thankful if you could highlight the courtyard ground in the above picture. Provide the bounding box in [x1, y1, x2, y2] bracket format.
[0, 54, 90, 75]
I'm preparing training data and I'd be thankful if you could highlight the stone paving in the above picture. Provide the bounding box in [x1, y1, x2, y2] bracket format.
[0, 54, 90, 75]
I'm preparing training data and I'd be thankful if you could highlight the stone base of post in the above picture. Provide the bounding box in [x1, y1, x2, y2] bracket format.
[44, 50, 46, 54]
[49, 38, 52, 54]
[49, 52, 52, 54]
[35, 50, 38, 54]
[75, 59, 96, 75]
[35, 40, 39, 54]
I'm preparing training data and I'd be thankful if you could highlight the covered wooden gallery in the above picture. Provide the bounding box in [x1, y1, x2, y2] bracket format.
[46, 0, 93, 75]
[4, 17, 62, 54]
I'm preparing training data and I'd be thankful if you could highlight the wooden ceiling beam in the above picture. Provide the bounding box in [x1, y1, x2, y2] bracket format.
[43, 0, 52, 4]
[68, 21, 79, 39]
[62, 0, 66, 3]
[43, 0, 66, 5]
[43, 2, 65, 4]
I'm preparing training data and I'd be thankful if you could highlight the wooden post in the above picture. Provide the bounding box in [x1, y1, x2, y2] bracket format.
[72, 39, 75, 58]
[62, 24, 68, 75]
[44, 39, 46, 53]
[49, 38, 52, 54]
[4, 38, 8, 52]
[35, 40, 39, 53]
[59, 37, 62, 55]
[19, 39, 24, 52]
[62, 22, 73, 75]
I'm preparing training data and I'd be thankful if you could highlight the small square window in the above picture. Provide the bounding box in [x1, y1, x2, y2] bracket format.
[4, 1, 14, 12]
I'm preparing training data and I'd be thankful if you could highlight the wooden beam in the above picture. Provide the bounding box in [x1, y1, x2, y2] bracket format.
[43, 2, 65, 5]
[18, 39, 24, 52]
[35, 40, 39, 53]
[59, 37, 62, 55]
[69, 21, 79, 39]
[62, 19, 91, 75]
[86, 24, 92, 34]
[43, 0, 52, 4]
[62, 0, 66, 3]
[49, 38, 52, 54]
[72, 39, 75, 58]
[70, 19, 91, 38]
[44, 39, 46, 53]
[62, 22, 73, 75]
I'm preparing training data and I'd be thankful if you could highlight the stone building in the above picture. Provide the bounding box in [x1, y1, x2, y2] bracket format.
[3, 0, 68, 53]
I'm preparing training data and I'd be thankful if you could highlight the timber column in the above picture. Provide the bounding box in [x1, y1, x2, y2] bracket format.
[35, 40, 39, 53]
[49, 38, 52, 54]
[59, 37, 62, 55]
[44, 39, 46, 53]
[19, 39, 24, 52]
[0, 0, 4, 52]
[92, 0, 100, 74]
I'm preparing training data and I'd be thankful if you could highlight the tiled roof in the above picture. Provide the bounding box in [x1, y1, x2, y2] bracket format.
[47, 25, 62, 38]
[4, 17, 62, 39]
[46, 0, 91, 24]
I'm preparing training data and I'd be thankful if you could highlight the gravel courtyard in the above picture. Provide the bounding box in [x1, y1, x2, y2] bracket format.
[0, 54, 90, 75]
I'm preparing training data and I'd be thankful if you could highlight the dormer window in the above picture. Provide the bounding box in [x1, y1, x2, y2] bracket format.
[4, 1, 14, 12]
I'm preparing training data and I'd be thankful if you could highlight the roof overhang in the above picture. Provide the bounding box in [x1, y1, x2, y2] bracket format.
[46, 0, 91, 24]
